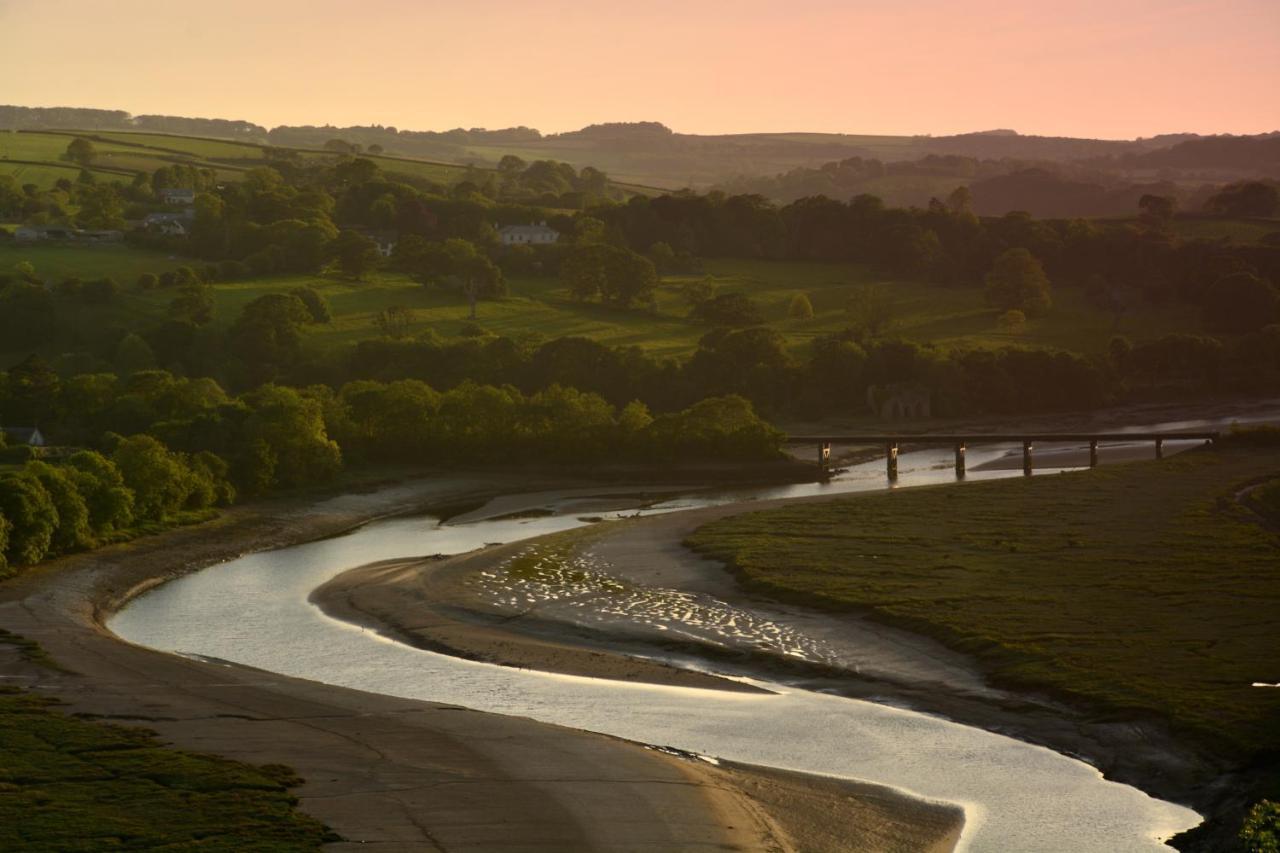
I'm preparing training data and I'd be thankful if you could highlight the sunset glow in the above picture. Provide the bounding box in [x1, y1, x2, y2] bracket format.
[2, 0, 1277, 137]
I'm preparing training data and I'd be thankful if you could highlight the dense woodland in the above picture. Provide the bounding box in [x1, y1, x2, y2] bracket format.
[2, 144, 1279, 574]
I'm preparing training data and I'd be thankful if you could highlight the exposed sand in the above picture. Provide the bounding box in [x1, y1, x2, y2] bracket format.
[0, 471, 963, 853]
[312, 478, 1227, 831]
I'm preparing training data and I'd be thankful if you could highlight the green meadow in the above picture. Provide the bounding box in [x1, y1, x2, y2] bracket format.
[0, 244, 1210, 366]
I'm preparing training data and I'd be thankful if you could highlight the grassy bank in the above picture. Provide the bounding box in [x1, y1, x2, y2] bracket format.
[0, 636, 331, 851]
[686, 446, 1280, 758]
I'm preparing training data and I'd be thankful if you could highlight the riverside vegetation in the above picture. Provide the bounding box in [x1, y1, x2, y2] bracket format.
[686, 434, 1280, 851]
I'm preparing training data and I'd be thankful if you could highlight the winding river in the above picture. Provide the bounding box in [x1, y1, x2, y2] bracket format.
[111, 441, 1210, 851]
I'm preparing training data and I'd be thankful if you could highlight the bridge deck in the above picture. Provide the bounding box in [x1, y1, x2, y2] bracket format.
[786, 432, 1218, 444]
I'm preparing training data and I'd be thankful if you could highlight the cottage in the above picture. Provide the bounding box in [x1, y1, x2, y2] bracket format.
[498, 222, 559, 246]
[2, 426, 46, 447]
[159, 188, 196, 206]
[143, 212, 188, 236]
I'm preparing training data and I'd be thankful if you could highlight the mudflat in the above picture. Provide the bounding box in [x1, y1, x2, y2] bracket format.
[0, 473, 963, 852]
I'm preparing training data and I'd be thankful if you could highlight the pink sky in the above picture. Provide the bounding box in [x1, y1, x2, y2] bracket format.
[2, 0, 1277, 138]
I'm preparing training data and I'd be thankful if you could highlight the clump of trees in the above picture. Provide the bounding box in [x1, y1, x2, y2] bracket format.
[983, 249, 1053, 316]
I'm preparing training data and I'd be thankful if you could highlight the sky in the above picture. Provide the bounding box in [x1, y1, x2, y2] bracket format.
[2, 0, 1277, 139]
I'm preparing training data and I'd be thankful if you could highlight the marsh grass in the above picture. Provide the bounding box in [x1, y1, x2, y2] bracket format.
[687, 448, 1280, 756]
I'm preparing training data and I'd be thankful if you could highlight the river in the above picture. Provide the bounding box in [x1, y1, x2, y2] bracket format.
[111, 442, 1207, 851]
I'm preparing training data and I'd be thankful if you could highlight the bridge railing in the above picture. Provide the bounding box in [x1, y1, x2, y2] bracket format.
[786, 432, 1219, 480]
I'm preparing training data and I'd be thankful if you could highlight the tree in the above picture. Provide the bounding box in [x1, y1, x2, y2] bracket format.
[374, 305, 416, 338]
[241, 385, 341, 489]
[67, 450, 134, 535]
[1202, 272, 1279, 334]
[559, 244, 657, 308]
[788, 292, 815, 320]
[330, 229, 381, 280]
[25, 461, 92, 553]
[289, 286, 332, 323]
[65, 137, 96, 166]
[228, 293, 313, 385]
[997, 309, 1027, 333]
[112, 435, 195, 522]
[0, 473, 57, 566]
[409, 238, 504, 319]
[76, 183, 124, 229]
[693, 293, 763, 327]
[984, 249, 1053, 316]
[1137, 194, 1176, 230]
[168, 283, 215, 326]
[1206, 181, 1280, 218]
[116, 333, 158, 375]
[683, 277, 717, 310]
[846, 284, 896, 337]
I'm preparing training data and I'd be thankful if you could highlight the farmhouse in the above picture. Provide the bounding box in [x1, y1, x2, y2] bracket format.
[159, 187, 196, 205]
[499, 222, 560, 246]
[2, 426, 46, 447]
[143, 212, 189, 236]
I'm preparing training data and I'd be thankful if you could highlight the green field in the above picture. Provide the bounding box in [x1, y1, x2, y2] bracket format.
[0, 244, 1209, 366]
[686, 446, 1280, 755]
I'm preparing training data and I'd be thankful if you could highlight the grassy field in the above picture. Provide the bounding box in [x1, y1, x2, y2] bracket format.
[0, 245, 1209, 366]
[0, 632, 330, 851]
[686, 446, 1280, 756]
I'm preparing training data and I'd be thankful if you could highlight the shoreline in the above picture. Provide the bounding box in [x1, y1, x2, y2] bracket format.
[309, 474, 1235, 843]
[0, 468, 963, 853]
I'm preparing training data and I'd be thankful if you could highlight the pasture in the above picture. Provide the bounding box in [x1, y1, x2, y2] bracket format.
[0, 244, 1211, 366]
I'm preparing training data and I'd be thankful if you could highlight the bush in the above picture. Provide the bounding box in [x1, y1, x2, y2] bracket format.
[137, 272, 159, 290]
[693, 293, 763, 327]
[997, 309, 1027, 333]
[788, 292, 814, 320]
[0, 445, 36, 464]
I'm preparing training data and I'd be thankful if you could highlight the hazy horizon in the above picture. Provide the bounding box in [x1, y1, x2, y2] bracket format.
[3, 0, 1277, 140]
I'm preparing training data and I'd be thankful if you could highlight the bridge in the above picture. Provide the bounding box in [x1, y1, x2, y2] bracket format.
[786, 432, 1220, 480]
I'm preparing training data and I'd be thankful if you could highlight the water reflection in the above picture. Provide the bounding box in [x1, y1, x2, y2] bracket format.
[110, 448, 1202, 852]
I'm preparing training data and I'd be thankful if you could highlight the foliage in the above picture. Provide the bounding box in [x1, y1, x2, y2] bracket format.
[788, 292, 814, 319]
[984, 248, 1052, 316]
[0, 473, 56, 567]
[1241, 800, 1280, 853]
[561, 244, 658, 308]
[692, 293, 763, 327]
[846, 283, 896, 338]
[1202, 272, 1279, 334]
[687, 448, 1280, 758]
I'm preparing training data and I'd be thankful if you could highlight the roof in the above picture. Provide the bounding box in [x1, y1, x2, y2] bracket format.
[499, 224, 559, 236]
[3, 426, 43, 444]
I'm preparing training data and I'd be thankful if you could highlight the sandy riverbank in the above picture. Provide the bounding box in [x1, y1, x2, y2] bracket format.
[0, 471, 964, 853]
[310, 479, 1227, 837]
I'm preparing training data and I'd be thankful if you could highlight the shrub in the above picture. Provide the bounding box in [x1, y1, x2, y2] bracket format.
[788, 292, 814, 320]
[997, 309, 1027, 333]
[137, 272, 159, 290]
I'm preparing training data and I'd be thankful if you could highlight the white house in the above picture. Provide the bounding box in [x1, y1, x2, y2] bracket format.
[498, 222, 559, 246]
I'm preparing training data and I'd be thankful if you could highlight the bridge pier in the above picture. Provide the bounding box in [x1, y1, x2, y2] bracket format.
[955, 442, 966, 479]
[1089, 439, 1099, 468]
[886, 442, 899, 482]
[1155, 438, 1164, 460]
[1022, 440, 1034, 476]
